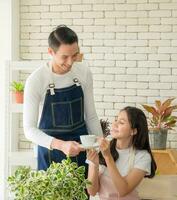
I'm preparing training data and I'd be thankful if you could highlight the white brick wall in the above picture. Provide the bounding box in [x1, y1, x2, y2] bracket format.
[19, 0, 177, 150]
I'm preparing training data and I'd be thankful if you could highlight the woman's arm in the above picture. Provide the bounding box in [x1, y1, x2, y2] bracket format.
[87, 164, 100, 196]
[99, 138, 146, 197]
[87, 150, 100, 196]
[105, 155, 146, 197]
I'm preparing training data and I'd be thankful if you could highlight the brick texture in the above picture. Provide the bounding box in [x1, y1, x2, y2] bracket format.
[19, 0, 177, 150]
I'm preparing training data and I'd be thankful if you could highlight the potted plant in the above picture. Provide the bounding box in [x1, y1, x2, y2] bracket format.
[100, 119, 110, 137]
[8, 157, 91, 200]
[142, 98, 177, 149]
[11, 81, 24, 104]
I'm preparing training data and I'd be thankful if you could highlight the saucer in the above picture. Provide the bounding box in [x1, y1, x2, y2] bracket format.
[106, 135, 113, 142]
[80, 142, 99, 149]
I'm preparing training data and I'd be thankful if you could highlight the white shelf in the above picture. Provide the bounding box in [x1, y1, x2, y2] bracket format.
[10, 103, 23, 113]
[6, 61, 39, 180]
[9, 151, 37, 168]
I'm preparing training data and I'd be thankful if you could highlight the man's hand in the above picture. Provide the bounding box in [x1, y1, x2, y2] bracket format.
[51, 138, 84, 156]
[61, 141, 85, 156]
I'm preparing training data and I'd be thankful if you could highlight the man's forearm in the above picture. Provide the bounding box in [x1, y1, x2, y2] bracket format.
[50, 138, 64, 151]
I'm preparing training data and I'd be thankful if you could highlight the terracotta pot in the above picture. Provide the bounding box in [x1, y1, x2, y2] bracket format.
[13, 91, 24, 104]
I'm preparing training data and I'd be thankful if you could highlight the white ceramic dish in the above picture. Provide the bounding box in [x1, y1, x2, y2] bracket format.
[80, 134, 96, 147]
[106, 135, 113, 141]
[80, 142, 99, 149]
[80, 136, 113, 150]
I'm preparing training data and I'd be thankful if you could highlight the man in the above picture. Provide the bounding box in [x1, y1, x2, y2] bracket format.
[23, 25, 103, 171]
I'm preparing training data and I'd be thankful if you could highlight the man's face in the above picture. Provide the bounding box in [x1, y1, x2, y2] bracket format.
[48, 42, 79, 74]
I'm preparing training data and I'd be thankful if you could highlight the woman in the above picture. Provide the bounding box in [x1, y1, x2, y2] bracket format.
[87, 106, 156, 200]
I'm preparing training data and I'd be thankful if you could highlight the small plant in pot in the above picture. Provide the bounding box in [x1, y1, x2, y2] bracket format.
[8, 157, 91, 200]
[142, 98, 177, 149]
[11, 81, 24, 104]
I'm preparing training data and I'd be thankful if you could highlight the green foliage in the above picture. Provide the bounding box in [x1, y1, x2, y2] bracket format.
[8, 157, 91, 200]
[142, 98, 177, 131]
[11, 81, 24, 92]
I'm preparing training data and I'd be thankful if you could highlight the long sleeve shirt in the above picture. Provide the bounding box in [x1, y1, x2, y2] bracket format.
[23, 62, 103, 149]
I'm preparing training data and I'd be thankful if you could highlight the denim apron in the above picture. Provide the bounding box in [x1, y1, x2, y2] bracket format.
[37, 65, 88, 171]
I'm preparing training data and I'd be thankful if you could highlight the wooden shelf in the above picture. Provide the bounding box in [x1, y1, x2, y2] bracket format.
[152, 149, 177, 175]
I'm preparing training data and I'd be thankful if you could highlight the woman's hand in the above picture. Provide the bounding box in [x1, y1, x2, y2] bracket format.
[87, 149, 99, 166]
[98, 138, 111, 160]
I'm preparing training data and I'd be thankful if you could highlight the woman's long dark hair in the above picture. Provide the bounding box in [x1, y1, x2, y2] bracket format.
[99, 106, 157, 178]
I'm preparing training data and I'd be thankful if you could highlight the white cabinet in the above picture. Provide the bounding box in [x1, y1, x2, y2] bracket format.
[5, 60, 46, 175]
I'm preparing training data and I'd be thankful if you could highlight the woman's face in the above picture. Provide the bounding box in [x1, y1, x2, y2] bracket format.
[111, 110, 133, 139]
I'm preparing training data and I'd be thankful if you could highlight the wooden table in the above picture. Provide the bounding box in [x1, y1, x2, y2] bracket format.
[152, 149, 177, 175]
[138, 175, 177, 200]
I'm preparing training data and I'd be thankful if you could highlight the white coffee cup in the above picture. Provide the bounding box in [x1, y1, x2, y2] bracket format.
[80, 135, 96, 147]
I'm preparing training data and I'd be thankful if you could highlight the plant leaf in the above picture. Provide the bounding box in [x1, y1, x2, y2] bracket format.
[160, 98, 176, 113]
[8, 157, 89, 200]
[155, 100, 161, 113]
[161, 105, 177, 120]
[142, 105, 159, 117]
[165, 119, 176, 127]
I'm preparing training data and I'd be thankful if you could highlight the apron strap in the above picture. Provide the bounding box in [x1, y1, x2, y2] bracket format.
[128, 146, 135, 173]
[73, 77, 81, 86]
[47, 62, 55, 95]
[47, 62, 81, 95]
[70, 63, 81, 87]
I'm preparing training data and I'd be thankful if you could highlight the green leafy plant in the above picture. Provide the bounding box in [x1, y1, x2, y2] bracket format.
[8, 157, 91, 200]
[100, 119, 110, 137]
[142, 98, 177, 131]
[11, 81, 24, 92]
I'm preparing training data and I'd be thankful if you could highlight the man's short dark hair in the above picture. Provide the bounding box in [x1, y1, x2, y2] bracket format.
[48, 25, 78, 52]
